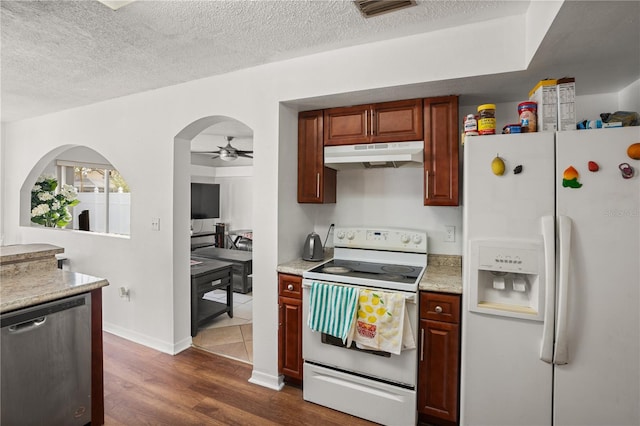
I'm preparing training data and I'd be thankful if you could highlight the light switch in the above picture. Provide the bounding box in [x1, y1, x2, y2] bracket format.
[151, 218, 160, 231]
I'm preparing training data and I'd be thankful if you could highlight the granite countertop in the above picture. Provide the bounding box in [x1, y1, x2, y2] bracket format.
[418, 256, 462, 294]
[0, 243, 64, 265]
[277, 252, 462, 295]
[1, 268, 109, 313]
[1, 244, 109, 313]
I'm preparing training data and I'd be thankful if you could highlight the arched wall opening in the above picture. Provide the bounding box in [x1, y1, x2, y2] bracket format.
[172, 115, 254, 354]
[19, 145, 130, 236]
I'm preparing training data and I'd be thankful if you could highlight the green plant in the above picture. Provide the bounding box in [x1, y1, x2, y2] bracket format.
[31, 175, 80, 228]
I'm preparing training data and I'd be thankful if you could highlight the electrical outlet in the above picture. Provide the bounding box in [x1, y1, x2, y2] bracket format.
[151, 218, 160, 231]
[445, 225, 455, 242]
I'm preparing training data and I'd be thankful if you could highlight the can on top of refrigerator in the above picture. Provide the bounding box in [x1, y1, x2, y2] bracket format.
[464, 114, 478, 135]
[477, 104, 496, 135]
[518, 101, 538, 132]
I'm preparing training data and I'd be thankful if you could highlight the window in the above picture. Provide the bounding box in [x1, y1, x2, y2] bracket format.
[57, 161, 131, 235]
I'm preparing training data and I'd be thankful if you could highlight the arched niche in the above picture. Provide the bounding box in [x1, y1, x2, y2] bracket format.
[20, 145, 130, 234]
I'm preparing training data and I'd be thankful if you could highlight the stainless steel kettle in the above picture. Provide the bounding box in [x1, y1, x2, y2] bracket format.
[302, 232, 324, 261]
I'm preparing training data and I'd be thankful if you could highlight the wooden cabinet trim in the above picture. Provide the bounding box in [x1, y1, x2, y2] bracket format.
[91, 289, 105, 426]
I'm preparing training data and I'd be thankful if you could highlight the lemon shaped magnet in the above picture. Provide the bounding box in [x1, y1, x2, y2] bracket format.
[491, 155, 505, 176]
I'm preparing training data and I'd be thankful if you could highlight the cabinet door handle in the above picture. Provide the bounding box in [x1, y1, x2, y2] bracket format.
[420, 328, 425, 361]
[365, 110, 368, 136]
[370, 108, 374, 136]
[425, 171, 430, 199]
[316, 173, 320, 198]
[287, 284, 294, 291]
[435, 305, 443, 314]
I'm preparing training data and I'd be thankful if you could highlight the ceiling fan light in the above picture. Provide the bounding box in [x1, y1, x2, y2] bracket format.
[220, 152, 238, 161]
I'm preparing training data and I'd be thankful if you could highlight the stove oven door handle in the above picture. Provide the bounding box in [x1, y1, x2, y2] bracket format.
[301, 280, 416, 302]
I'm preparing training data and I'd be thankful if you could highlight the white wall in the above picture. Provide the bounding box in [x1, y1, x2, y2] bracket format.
[2, 8, 639, 391]
[620, 79, 640, 112]
[314, 167, 462, 255]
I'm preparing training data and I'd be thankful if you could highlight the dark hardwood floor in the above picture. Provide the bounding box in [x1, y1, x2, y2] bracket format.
[103, 332, 377, 425]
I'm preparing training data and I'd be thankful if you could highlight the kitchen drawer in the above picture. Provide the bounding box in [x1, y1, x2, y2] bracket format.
[420, 292, 460, 324]
[279, 274, 302, 300]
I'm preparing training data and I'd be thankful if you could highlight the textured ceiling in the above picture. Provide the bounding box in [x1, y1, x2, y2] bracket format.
[1, 1, 638, 143]
[1, 0, 530, 124]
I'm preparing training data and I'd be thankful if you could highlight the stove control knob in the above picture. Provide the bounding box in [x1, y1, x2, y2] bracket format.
[401, 234, 411, 244]
[412, 234, 423, 244]
[346, 231, 355, 240]
[336, 231, 345, 240]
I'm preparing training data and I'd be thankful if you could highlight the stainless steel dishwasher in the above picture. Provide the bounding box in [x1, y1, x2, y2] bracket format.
[1, 292, 91, 426]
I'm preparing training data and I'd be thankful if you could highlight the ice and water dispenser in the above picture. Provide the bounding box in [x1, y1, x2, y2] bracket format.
[468, 239, 545, 321]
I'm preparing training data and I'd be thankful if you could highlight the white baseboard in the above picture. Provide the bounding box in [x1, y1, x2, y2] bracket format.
[103, 321, 191, 355]
[249, 370, 285, 391]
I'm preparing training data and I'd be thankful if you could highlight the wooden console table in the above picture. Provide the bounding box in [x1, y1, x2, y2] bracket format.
[190, 256, 233, 337]
[192, 247, 253, 294]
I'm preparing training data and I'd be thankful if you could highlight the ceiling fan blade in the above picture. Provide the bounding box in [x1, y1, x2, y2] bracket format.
[238, 153, 253, 158]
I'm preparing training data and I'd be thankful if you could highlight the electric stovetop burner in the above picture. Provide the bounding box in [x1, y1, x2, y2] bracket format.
[322, 266, 352, 274]
[309, 259, 422, 284]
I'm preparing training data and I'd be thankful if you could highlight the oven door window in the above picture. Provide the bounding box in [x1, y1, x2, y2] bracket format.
[320, 333, 391, 358]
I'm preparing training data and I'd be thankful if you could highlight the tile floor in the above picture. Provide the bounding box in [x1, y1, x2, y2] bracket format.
[191, 289, 253, 364]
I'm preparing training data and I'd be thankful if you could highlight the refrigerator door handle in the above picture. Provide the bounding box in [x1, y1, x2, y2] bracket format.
[554, 215, 572, 365]
[540, 215, 556, 363]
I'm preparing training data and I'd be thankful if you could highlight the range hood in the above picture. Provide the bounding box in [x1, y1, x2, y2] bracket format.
[324, 141, 424, 170]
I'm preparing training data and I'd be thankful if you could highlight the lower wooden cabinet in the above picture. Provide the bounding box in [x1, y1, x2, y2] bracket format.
[418, 291, 461, 425]
[278, 273, 303, 382]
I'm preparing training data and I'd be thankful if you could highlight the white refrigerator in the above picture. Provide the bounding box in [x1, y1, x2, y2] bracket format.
[461, 127, 640, 426]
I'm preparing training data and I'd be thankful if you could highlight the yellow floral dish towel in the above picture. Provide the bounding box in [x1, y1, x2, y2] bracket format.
[348, 289, 415, 355]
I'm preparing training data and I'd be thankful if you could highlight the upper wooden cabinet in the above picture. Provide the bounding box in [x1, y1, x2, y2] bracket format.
[423, 96, 459, 206]
[324, 99, 423, 146]
[298, 110, 336, 204]
[298, 96, 458, 206]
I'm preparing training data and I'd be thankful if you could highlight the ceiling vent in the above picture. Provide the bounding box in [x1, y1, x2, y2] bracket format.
[354, 0, 417, 18]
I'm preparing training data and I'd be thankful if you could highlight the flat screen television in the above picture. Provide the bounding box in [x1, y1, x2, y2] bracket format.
[191, 183, 220, 219]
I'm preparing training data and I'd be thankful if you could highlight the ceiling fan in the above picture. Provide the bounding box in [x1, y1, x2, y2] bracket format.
[195, 136, 253, 162]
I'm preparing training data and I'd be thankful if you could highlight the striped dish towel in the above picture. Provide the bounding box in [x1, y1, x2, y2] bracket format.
[307, 282, 359, 342]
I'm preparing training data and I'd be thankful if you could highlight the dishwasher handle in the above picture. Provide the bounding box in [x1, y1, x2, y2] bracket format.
[8, 317, 47, 334]
[1, 293, 86, 328]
